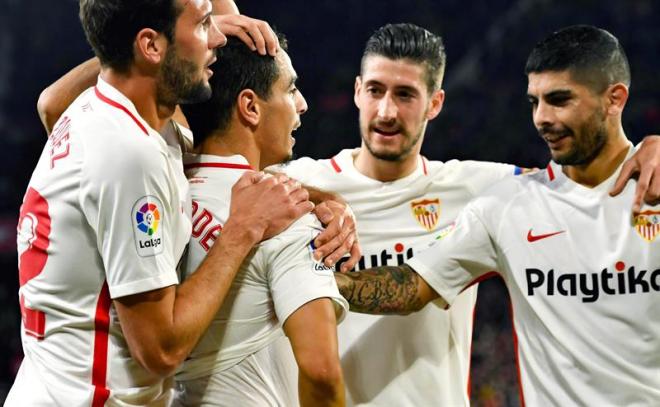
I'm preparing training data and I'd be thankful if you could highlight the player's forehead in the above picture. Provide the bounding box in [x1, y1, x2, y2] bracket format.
[527, 70, 586, 97]
[175, 0, 212, 26]
[361, 55, 428, 91]
[274, 49, 297, 89]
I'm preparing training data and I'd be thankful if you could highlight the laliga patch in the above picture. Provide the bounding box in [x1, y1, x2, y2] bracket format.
[308, 232, 334, 276]
[633, 210, 660, 242]
[132, 196, 164, 257]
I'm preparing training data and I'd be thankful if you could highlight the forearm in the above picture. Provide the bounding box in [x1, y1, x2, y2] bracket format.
[335, 264, 440, 314]
[38, 57, 100, 134]
[170, 222, 258, 352]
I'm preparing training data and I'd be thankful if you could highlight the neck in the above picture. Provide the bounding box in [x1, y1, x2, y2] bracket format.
[354, 145, 419, 182]
[100, 68, 176, 132]
[197, 121, 262, 170]
[562, 124, 629, 187]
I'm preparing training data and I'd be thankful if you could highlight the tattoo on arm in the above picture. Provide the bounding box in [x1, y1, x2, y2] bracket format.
[335, 264, 427, 315]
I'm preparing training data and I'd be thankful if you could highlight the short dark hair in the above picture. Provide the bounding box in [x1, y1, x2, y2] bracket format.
[525, 25, 630, 91]
[361, 23, 446, 93]
[182, 33, 288, 147]
[79, 0, 181, 72]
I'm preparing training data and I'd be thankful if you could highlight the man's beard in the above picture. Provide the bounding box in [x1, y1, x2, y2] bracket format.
[158, 46, 212, 106]
[544, 109, 608, 166]
[362, 124, 422, 162]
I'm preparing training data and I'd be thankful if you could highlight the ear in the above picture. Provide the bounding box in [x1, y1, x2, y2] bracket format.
[237, 89, 260, 126]
[605, 83, 629, 116]
[353, 76, 362, 109]
[134, 28, 168, 65]
[426, 89, 445, 121]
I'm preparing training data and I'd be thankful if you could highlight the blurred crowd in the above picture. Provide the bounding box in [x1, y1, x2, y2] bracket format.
[1, 0, 658, 404]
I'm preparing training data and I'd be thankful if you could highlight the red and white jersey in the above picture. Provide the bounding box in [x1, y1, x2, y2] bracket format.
[409, 147, 660, 406]
[175, 154, 347, 404]
[278, 148, 516, 406]
[8, 78, 192, 406]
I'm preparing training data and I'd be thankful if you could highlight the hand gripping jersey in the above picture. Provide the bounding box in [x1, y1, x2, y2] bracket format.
[278, 148, 516, 406]
[174, 153, 348, 406]
[8, 78, 192, 406]
[408, 147, 660, 406]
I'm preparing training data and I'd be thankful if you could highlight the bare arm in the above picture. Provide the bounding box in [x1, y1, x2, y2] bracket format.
[610, 135, 660, 214]
[37, 57, 100, 134]
[334, 264, 444, 315]
[284, 298, 345, 407]
[115, 172, 313, 376]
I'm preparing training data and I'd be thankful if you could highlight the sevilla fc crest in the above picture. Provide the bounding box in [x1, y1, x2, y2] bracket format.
[411, 198, 440, 231]
[634, 210, 660, 242]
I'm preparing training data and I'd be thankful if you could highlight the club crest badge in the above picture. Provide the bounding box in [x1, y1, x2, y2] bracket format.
[411, 198, 441, 232]
[633, 210, 660, 242]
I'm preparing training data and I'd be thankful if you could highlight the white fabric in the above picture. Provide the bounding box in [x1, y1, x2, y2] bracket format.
[175, 153, 348, 403]
[278, 148, 516, 406]
[409, 147, 660, 406]
[8, 77, 191, 406]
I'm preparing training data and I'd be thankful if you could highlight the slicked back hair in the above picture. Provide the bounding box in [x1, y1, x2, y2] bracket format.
[182, 33, 288, 147]
[361, 23, 446, 93]
[525, 25, 631, 92]
[79, 0, 181, 73]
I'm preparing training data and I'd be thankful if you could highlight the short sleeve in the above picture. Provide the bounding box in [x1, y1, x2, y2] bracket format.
[78, 119, 179, 299]
[264, 217, 348, 324]
[407, 201, 498, 306]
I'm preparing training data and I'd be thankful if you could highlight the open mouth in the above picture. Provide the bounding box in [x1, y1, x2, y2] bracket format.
[373, 127, 401, 136]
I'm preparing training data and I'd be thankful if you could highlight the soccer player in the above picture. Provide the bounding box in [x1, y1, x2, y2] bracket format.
[334, 25, 660, 406]
[277, 23, 660, 406]
[8, 1, 314, 405]
[174, 34, 347, 406]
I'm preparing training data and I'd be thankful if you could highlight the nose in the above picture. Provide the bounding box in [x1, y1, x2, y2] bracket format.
[533, 100, 554, 129]
[208, 17, 228, 49]
[296, 92, 308, 115]
[377, 93, 397, 121]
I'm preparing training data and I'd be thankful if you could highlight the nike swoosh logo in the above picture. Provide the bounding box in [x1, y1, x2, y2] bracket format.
[527, 229, 565, 242]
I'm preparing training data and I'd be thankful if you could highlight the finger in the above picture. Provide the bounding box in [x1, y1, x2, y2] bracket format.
[340, 241, 363, 273]
[632, 169, 652, 216]
[293, 200, 314, 217]
[313, 203, 335, 224]
[609, 160, 638, 197]
[244, 20, 267, 55]
[288, 187, 310, 206]
[260, 21, 279, 56]
[314, 227, 345, 262]
[283, 178, 302, 194]
[324, 233, 355, 267]
[647, 170, 660, 205]
[233, 170, 264, 189]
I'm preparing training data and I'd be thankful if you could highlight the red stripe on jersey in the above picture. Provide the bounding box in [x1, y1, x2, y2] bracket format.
[422, 156, 428, 176]
[330, 157, 342, 173]
[460, 270, 499, 293]
[184, 162, 253, 170]
[546, 163, 555, 181]
[467, 300, 478, 399]
[91, 282, 112, 407]
[508, 292, 526, 406]
[94, 87, 149, 136]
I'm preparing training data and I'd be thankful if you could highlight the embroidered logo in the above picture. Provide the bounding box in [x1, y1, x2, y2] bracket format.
[411, 198, 440, 231]
[634, 210, 660, 242]
[527, 229, 565, 243]
[132, 196, 164, 257]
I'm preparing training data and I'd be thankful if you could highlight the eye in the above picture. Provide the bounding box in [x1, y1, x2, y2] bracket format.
[366, 87, 383, 96]
[396, 90, 414, 100]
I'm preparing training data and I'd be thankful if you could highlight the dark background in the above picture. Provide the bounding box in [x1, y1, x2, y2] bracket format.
[1, 0, 658, 405]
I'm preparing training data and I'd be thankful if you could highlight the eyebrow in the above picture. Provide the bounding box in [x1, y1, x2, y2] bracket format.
[288, 76, 298, 88]
[527, 89, 573, 100]
[364, 79, 420, 94]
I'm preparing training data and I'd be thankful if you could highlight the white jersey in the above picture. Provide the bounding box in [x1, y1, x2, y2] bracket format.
[279, 148, 516, 406]
[409, 148, 660, 406]
[8, 78, 192, 406]
[175, 153, 348, 406]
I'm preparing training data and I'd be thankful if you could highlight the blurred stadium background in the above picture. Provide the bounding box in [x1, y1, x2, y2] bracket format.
[1, 0, 658, 404]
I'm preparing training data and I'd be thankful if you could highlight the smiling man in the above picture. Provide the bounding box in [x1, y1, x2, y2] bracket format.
[334, 25, 660, 406]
